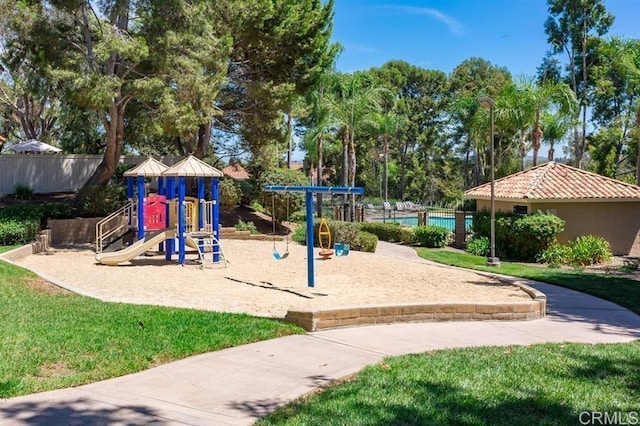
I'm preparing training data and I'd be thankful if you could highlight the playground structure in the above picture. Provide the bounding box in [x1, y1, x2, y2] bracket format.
[263, 185, 364, 287]
[95, 156, 226, 267]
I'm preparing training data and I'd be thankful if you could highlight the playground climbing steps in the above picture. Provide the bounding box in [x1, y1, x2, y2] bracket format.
[186, 232, 228, 268]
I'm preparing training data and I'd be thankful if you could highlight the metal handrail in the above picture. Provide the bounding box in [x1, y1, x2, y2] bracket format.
[95, 202, 133, 254]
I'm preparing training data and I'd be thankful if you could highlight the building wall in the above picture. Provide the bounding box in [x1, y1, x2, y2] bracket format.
[476, 199, 640, 255]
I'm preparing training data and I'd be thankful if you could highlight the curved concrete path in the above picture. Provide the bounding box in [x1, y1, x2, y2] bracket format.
[1, 242, 639, 425]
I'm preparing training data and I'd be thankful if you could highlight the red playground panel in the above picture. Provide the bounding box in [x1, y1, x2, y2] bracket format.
[144, 195, 167, 230]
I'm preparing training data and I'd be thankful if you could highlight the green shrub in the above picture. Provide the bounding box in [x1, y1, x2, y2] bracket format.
[293, 219, 377, 253]
[292, 226, 306, 244]
[14, 184, 34, 200]
[77, 185, 127, 217]
[218, 178, 241, 211]
[353, 231, 378, 252]
[569, 235, 612, 266]
[0, 219, 39, 245]
[250, 201, 266, 213]
[360, 222, 403, 241]
[0, 203, 72, 229]
[509, 212, 565, 261]
[399, 227, 416, 245]
[537, 235, 612, 268]
[289, 209, 306, 223]
[325, 220, 361, 249]
[113, 164, 136, 186]
[414, 225, 449, 248]
[466, 236, 490, 257]
[473, 210, 565, 261]
[235, 220, 258, 234]
[537, 243, 572, 268]
[238, 179, 255, 206]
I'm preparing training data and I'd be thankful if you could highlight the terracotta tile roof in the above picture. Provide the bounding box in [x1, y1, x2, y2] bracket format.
[222, 164, 250, 180]
[464, 161, 640, 201]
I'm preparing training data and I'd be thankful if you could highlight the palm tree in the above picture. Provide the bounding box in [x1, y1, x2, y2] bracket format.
[365, 111, 399, 202]
[541, 112, 571, 161]
[497, 78, 577, 168]
[528, 80, 577, 166]
[319, 72, 385, 218]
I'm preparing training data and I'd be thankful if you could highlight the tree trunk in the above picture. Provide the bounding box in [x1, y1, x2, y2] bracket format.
[348, 128, 356, 221]
[286, 114, 293, 169]
[519, 130, 527, 171]
[531, 125, 543, 166]
[341, 129, 349, 187]
[195, 122, 211, 159]
[83, 101, 125, 187]
[316, 134, 323, 217]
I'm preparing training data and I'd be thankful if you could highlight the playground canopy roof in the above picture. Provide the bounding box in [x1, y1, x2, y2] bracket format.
[162, 155, 223, 177]
[123, 157, 168, 177]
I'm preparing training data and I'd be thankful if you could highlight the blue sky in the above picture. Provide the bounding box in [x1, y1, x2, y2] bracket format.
[332, 0, 640, 77]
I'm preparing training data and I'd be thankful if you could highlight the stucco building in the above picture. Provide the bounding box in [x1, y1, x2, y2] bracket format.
[464, 161, 640, 256]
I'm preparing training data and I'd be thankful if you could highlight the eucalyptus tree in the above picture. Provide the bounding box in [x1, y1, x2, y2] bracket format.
[544, 0, 614, 168]
[135, 0, 232, 159]
[216, 0, 339, 177]
[0, 2, 61, 144]
[589, 37, 640, 180]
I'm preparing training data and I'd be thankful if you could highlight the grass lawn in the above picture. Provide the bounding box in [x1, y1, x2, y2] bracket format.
[259, 342, 640, 425]
[258, 248, 640, 425]
[0, 257, 303, 398]
[415, 248, 640, 316]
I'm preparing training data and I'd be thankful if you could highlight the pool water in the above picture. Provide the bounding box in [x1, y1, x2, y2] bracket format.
[372, 215, 472, 232]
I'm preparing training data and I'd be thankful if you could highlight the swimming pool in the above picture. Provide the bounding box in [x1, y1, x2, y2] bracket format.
[371, 215, 472, 232]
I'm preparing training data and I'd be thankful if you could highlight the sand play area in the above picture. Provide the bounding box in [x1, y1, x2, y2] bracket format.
[13, 240, 532, 318]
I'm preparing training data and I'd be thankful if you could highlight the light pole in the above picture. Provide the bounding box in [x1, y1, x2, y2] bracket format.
[478, 96, 500, 267]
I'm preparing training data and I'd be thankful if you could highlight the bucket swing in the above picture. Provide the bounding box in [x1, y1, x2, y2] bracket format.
[271, 192, 289, 260]
[328, 194, 350, 257]
[318, 217, 333, 259]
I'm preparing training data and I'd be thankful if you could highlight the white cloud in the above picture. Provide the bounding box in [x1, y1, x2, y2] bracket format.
[381, 5, 464, 35]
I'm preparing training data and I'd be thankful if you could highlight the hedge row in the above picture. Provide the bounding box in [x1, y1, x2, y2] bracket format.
[292, 220, 452, 253]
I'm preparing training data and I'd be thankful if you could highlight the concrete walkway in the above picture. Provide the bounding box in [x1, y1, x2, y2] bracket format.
[1, 242, 639, 425]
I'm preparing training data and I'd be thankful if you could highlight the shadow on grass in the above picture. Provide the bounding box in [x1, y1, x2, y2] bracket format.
[258, 380, 582, 425]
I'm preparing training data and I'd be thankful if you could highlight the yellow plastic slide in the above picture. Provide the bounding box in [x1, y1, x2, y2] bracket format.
[95, 229, 176, 266]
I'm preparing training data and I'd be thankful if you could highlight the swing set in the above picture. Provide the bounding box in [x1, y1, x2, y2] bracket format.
[264, 185, 364, 287]
[271, 192, 290, 260]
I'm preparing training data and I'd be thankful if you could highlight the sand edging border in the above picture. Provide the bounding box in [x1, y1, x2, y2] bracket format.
[285, 280, 546, 332]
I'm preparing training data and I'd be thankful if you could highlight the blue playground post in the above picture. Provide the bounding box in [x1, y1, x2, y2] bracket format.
[263, 185, 364, 287]
[178, 176, 187, 265]
[136, 175, 145, 241]
[212, 177, 220, 262]
[165, 177, 175, 261]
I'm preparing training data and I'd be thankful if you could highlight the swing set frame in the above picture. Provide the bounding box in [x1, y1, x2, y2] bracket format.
[263, 185, 364, 288]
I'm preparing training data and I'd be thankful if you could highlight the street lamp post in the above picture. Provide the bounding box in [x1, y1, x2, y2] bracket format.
[478, 96, 500, 267]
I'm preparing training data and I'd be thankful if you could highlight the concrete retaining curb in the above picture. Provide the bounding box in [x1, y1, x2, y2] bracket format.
[285, 281, 546, 331]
